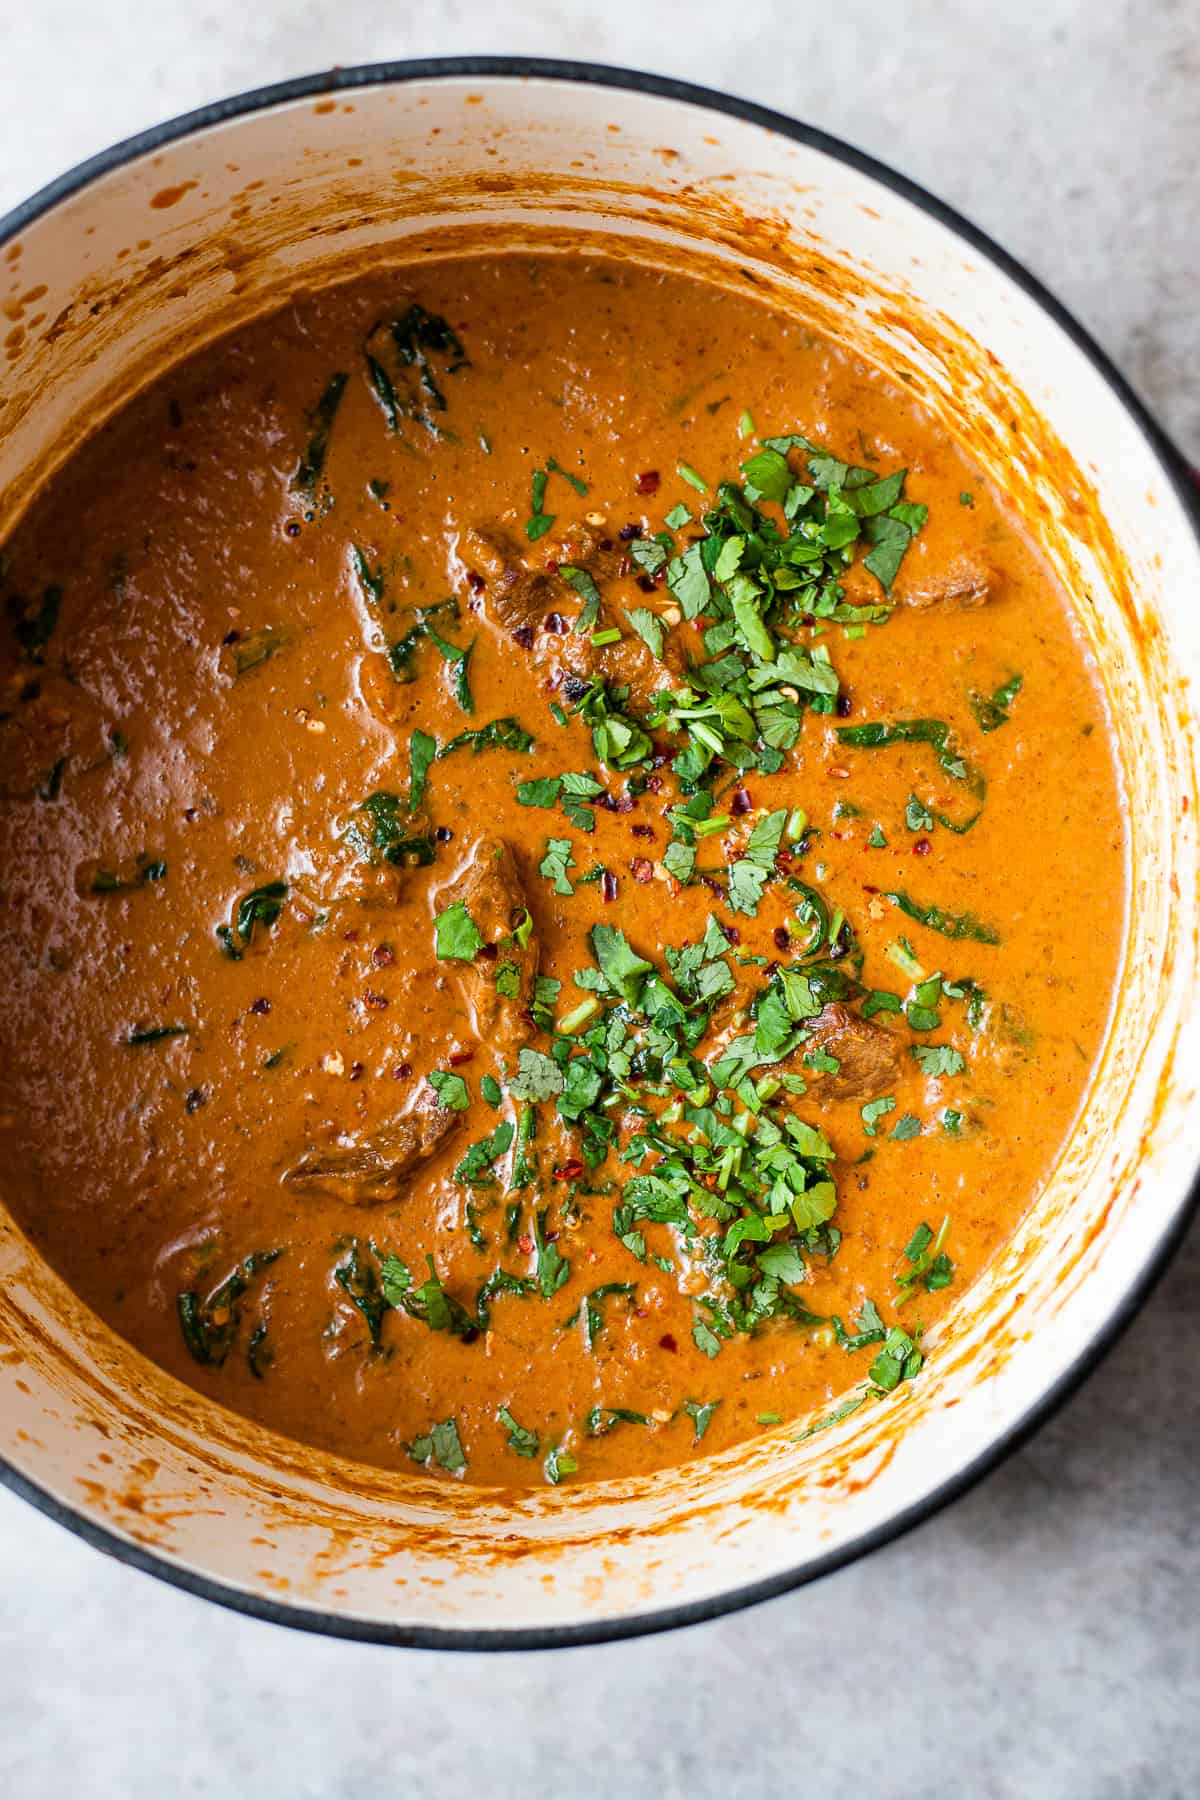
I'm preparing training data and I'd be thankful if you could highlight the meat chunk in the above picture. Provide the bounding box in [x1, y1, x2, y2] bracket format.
[460, 520, 685, 708]
[799, 1002, 901, 1101]
[438, 837, 538, 1053]
[461, 523, 558, 636]
[900, 555, 996, 610]
[283, 1090, 460, 1205]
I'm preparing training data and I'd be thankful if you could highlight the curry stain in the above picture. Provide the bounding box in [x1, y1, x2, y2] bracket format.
[149, 182, 198, 211]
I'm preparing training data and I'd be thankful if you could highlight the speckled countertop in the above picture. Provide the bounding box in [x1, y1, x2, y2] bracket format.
[1, 5, 1197, 1795]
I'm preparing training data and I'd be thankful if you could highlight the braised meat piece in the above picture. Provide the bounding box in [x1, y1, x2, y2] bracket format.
[460, 520, 684, 707]
[900, 554, 996, 609]
[461, 522, 559, 636]
[800, 1002, 901, 1101]
[438, 837, 538, 1053]
[283, 1090, 460, 1205]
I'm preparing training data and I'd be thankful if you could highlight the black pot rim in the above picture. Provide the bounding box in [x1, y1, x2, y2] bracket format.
[2, 54, 1197, 1654]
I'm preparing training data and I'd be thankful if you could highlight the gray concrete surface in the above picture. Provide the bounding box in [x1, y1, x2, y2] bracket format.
[0, 4, 1197, 1795]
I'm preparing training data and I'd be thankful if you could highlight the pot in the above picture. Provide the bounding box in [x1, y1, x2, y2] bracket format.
[1, 58, 1197, 1649]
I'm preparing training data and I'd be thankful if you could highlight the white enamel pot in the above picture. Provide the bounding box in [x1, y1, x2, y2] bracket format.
[1, 59, 1197, 1649]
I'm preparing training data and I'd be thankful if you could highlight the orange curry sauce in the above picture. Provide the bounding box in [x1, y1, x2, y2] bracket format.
[0, 255, 1125, 1484]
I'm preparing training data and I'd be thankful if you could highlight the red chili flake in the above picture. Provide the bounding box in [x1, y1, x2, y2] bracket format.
[448, 1047, 475, 1067]
[543, 611, 567, 634]
[349, 1060, 365, 1082]
[597, 791, 619, 812]
[465, 569, 485, 593]
[836, 692, 852, 718]
[363, 989, 389, 1009]
[863, 884, 880, 895]
[801, 611, 816, 627]
[249, 996, 271, 1015]
[629, 857, 653, 883]
[372, 944, 395, 968]
[554, 1159, 585, 1181]
[343, 928, 360, 942]
[545, 559, 559, 574]
[635, 470, 660, 495]
[615, 793, 634, 814]
[659, 1333, 678, 1353]
[645, 774, 663, 794]
[598, 537, 614, 552]
[763, 960, 780, 979]
[774, 850, 793, 875]
[392, 1061, 412, 1080]
[913, 837, 932, 856]
[602, 871, 619, 902]
[701, 876, 724, 898]
[513, 625, 535, 649]
[475, 942, 498, 961]
[731, 786, 752, 815]
[619, 522, 642, 541]
[650, 749, 672, 769]
[720, 921, 740, 946]
[517, 1234, 534, 1255]
[631, 822, 655, 840]
[636, 574, 659, 594]
[773, 926, 791, 952]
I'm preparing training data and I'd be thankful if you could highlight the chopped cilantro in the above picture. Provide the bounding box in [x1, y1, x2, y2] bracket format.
[517, 777, 562, 807]
[407, 1417, 467, 1474]
[510, 1048, 565, 1103]
[889, 1113, 921, 1140]
[498, 1405, 539, 1457]
[539, 837, 576, 895]
[433, 900, 483, 961]
[408, 729, 437, 811]
[969, 672, 1024, 733]
[912, 1043, 966, 1077]
[885, 890, 1001, 944]
[862, 1095, 896, 1137]
[428, 1069, 470, 1110]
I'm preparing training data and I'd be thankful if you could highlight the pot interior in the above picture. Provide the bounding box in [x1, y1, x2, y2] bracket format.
[0, 67, 1196, 1640]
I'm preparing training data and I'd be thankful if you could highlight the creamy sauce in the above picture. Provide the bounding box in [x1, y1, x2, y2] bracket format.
[0, 255, 1125, 1485]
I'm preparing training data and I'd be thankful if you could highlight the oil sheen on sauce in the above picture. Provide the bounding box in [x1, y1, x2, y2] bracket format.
[0, 255, 1125, 1486]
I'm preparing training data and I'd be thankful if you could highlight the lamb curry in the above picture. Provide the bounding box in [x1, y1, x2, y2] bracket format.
[0, 254, 1125, 1485]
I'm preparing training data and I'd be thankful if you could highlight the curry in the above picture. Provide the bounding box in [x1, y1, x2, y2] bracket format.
[0, 254, 1125, 1486]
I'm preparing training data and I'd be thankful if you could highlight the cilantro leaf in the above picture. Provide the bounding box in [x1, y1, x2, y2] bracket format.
[409, 729, 437, 811]
[517, 777, 562, 807]
[428, 1069, 470, 1110]
[725, 807, 788, 916]
[861, 1095, 896, 1137]
[539, 837, 576, 895]
[911, 1044, 966, 1077]
[497, 1405, 539, 1458]
[434, 900, 483, 961]
[666, 542, 711, 619]
[509, 1048, 565, 1103]
[682, 1398, 721, 1442]
[623, 607, 665, 659]
[590, 923, 653, 1006]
